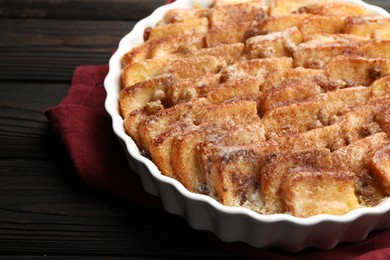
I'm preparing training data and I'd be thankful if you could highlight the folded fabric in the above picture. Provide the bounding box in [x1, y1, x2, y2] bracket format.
[45, 65, 160, 208]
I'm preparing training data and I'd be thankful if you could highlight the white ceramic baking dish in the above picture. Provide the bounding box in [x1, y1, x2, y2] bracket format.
[104, 0, 390, 251]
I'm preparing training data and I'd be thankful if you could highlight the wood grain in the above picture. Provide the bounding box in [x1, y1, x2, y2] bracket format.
[366, 0, 390, 11]
[0, 159, 233, 257]
[0, 19, 134, 82]
[0, 0, 166, 20]
[0, 82, 68, 158]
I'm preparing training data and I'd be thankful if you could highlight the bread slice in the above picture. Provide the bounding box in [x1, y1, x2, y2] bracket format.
[324, 55, 390, 87]
[268, 0, 334, 16]
[245, 26, 303, 59]
[373, 30, 390, 41]
[221, 57, 293, 82]
[375, 106, 390, 135]
[260, 72, 348, 114]
[149, 17, 209, 41]
[165, 74, 221, 106]
[331, 132, 388, 174]
[260, 148, 333, 214]
[119, 74, 176, 117]
[300, 3, 370, 16]
[213, 0, 266, 7]
[259, 78, 324, 114]
[204, 77, 262, 104]
[197, 125, 266, 181]
[171, 42, 244, 66]
[259, 14, 311, 34]
[368, 142, 390, 193]
[148, 118, 196, 178]
[262, 86, 370, 135]
[282, 171, 359, 217]
[191, 99, 259, 126]
[274, 99, 388, 152]
[299, 16, 345, 40]
[293, 34, 368, 68]
[138, 99, 208, 152]
[344, 16, 390, 40]
[124, 109, 148, 148]
[263, 83, 383, 137]
[260, 67, 330, 92]
[371, 75, 390, 97]
[121, 34, 205, 66]
[122, 55, 222, 88]
[141, 100, 259, 178]
[209, 1, 266, 28]
[171, 121, 264, 192]
[331, 132, 389, 205]
[205, 21, 255, 47]
[325, 87, 374, 112]
[120, 69, 261, 122]
[161, 8, 209, 25]
[147, 35, 206, 60]
[170, 123, 231, 192]
[359, 40, 390, 60]
[202, 142, 277, 207]
[262, 101, 323, 135]
[338, 106, 383, 145]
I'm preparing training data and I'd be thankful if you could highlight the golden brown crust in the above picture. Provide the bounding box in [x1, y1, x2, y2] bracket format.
[368, 143, 390, 193]
[299, 3, 371, 16]
[118, 0, 390, 217]
[282, 171, 359, 217]
[260, 149, 333, 213]
[344, 16, 390, 40]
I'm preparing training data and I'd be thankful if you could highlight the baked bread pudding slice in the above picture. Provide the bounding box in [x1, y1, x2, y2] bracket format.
[118, 0, 390, 217]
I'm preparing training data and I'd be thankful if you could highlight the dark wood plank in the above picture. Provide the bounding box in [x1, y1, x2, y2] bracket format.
[2, 254, 233, 260]
[0, 0, 166, 20]
[0, 18, 134, 82]
[0, 82, 69, 159]
[0, 0, 387, 20]
[0, 159, 236, 257]
[365, 0, 390, 11]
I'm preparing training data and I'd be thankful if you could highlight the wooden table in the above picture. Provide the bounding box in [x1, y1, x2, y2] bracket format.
[0, 0, 389, 258]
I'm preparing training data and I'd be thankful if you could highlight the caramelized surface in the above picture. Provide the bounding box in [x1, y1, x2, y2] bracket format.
[119, 0, 390, 217]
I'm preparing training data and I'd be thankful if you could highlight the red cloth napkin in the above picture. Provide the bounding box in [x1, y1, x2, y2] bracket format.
[45, 65, 160, 207]
[44, 1, 390, 258]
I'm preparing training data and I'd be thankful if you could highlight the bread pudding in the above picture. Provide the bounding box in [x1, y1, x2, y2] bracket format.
[118, 0, 390, 218]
